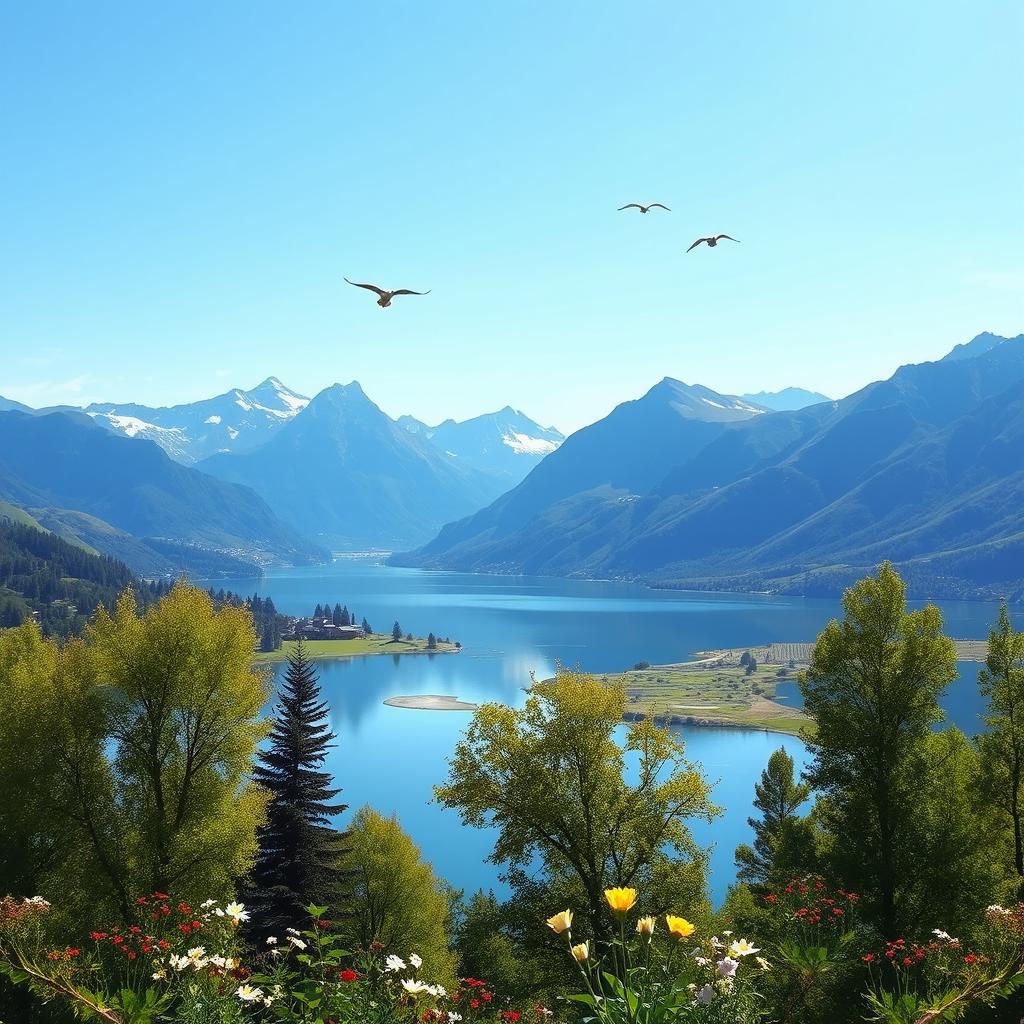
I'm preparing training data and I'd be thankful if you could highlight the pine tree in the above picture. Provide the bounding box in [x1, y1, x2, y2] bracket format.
[734, 748, 811, 884]
[332, 603, 343, 626]
[248, 640, 349, 935]
[361, 617, 371, 635]
[313, 603, 323, 619]
[392, 621, 402, 641]
[427, 632, 437, 650]
[341, 605, 351, 627]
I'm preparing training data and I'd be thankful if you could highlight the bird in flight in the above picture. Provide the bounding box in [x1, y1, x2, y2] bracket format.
[618, 203, 670, 214]
[344, 278, 431, 307]
[686, 234, 740, 252]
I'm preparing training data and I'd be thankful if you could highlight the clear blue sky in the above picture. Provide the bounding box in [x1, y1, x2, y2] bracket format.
[1, 1, 1021, 432]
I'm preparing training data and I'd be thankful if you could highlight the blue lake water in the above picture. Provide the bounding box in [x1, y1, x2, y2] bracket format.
[203, 559, 1011, 906]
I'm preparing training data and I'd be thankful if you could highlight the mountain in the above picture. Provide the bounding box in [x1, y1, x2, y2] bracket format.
[201, 382, 503, 549]
[398, 407, 564, 485]
[0, 410, 325, 574]
[941, 331, 1021, 362]
[392, 378, 767, 569]
[85, 377, 309, 464]
[740, 387, 831, 411]
[393, 338, 1024, 600]
[0, 395, 33, 413]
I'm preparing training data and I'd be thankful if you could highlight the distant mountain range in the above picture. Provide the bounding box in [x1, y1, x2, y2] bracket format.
[394, 333, 1024, 600]
[201, 383, 512, 549]
[740, 387, 831, 411]
[84, 377, 310, 464]
[0, 379, 565, 553]
[0, 410, 326, 576]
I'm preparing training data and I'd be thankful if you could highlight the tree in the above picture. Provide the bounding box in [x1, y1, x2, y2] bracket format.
[0, 585, 271, 926]
[361, 617, 371, 635]
[332, 603, 343, 626]
[435, 668, 717, 945]
[341, 807, 459, 984]
[977, 602, 1024, 878]
[745, 656, 758, 676]
[740, 651, 752, 667]
[800, 562, 966, 936]
[314, 603, 323, 619]
[427, 632, 437, 650]
[392, 621, 402, 641]
[248, 639, 349, 936]
[341, 606, 351, 627]
[734, 748, 811, 884]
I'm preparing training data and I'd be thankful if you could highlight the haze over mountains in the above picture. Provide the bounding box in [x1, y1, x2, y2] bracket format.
[395, 333, 1024, 600]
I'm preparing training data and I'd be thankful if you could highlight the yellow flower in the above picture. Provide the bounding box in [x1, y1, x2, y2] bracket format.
[546, 909, 573, 934]
[571, 941, 590, 962]
[635, 916, 656, 938]
[604, 887, 638, 915]
[665, 915, 696, 940]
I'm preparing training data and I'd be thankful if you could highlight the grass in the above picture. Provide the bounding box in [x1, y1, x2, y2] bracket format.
[254, 633, 461, 664]
[598, 662, 813, 737]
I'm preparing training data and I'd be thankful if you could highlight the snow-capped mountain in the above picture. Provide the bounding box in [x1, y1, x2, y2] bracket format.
[86, 377, 310, 464]
[398, 406, 564, 484]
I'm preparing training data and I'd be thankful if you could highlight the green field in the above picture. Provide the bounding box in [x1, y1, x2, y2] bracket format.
[254, 633, 460, 664]
[597, 661, 812, 737]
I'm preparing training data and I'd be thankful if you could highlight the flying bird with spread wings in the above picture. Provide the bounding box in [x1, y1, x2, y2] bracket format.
[618, 203, 671, 214]
[686, 235, 740, 252]
[344, 278, 431, 307]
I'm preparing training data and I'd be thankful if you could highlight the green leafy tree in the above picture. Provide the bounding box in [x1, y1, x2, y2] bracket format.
[340, 807, 459, 984]
[0, 585, 271, 927]
[977, 602, 1024, 878]
[734, 747, 811, 884]
[800, 562, 985, 936]
[248, 640, 349, 936]
[435, 668, 717, 945]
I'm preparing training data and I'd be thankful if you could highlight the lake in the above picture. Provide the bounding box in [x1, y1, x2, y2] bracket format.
[204, 558, 1009, 906]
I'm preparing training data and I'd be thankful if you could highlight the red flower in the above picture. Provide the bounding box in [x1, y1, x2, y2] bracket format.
[128, 926, 142, 935]
[964, 954, 978, 965]
[502, 1013, 521, 1022]
[862, 954, 875, 962]
[470, 999, 481, 1010]
[190, 921, 202, 930]
[482, 992, 492, 1002]
[902, 957, 913, 966]
[136, 897, 148, 906]
[89, 931, 107, 941]
[764, 893, 778, 903]
[152, 892, 169, 901]
[317, 919, 332, 928]
[339, 969, 359, 983]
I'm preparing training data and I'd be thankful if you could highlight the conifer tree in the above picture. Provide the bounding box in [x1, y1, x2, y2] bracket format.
[734, 748, 810, 884]
[313, 603, 323, 619]
[362, 617, 371, 634]
[332, 603, 343, 626]
[392, 621, 402, 641]
[248, 640, 348, 934]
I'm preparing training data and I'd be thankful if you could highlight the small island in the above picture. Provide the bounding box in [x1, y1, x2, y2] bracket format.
[384, 694, 479, 711]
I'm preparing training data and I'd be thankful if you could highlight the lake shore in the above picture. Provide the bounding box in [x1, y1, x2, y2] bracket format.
[254, 634, 461, 664]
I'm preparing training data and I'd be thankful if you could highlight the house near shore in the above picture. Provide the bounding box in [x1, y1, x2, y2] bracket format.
[285, 617, 366, 641]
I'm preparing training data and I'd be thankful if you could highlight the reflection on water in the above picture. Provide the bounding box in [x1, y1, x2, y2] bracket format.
[204, 559, 1012, 905]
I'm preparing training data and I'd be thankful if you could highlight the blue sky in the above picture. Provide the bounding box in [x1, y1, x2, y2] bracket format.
[1, 1, 1021, 433]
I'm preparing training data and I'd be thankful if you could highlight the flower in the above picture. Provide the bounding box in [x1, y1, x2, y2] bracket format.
[186, 946, 207, 961]
[635, 915, 656, 938]
[223, 902, 249, 925]
[571, 941, 589, 962]
[604, 888, 637, 914]
[340, 968, 360, 982]
[266, 936, 278, 945]
[402, 978, 429, 995]
[409, 953, 423, 969]
[755, 956, 771, 971]
[728, 938, 760, 958]
[964, 954, 978, 965]
[717, 957, 739, 978]
[385, 954, 406, 972]
[152, 969, 166, 980]
[862, 954, 875, 963]
[695, 983, 715, 1005]
[288, 936, 308, 950]
[546, 910, 573, 934]
[236, 984, 264, 1002]
[665, 915, 696, 941]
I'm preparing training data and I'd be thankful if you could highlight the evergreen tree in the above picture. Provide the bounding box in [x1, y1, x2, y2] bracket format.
[341, 605, 351, 627]
[332, 603, 343, 626]
[734, 748, 811, 884]
[361, 617, 371, 635]
[313, 603, 323, 619]
[977, 602, 1024, 878]
[427, 632, 437, 650]
[248, 640, 349, 935]
[392, 621, 402, 641]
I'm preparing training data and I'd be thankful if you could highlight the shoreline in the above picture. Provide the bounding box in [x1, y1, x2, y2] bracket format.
[254, 635, 461, 664]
